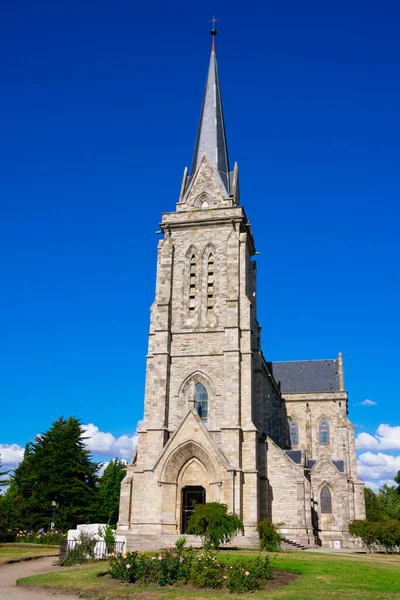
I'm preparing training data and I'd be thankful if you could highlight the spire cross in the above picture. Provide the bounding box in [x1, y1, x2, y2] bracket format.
[209, 15, 220, 28]
[209, 16, 219, 52]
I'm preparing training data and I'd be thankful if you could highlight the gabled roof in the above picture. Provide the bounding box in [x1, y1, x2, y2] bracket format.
[268, 359, 340, 394]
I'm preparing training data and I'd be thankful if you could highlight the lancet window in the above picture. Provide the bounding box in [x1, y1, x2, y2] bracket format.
[319, 419, 330, 445]
[289, 419, 299, 446]
[206, 253, 214, 314]
[320, 486, 332, 514]
[194, 383, 208, 425]
[189, 254, 197, 314]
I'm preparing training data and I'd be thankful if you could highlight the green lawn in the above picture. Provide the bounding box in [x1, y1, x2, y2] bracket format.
[0, 543, 59, 565]
[17, 550, 400, 599]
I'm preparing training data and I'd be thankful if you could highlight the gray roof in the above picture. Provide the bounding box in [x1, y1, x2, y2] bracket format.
[268, 359, 340, 394]
[284, 450, 302, 464]
[190, 42, 231, 194]
[332, 460, 345, 473]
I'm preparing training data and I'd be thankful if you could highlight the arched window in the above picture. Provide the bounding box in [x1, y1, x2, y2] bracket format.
[194, 383, 208, 425]
[289, 419, 299, 446]
[319, 419, 330, 445]
[320, 486, 332, 514]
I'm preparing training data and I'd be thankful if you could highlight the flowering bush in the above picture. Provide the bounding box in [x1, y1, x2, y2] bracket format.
[189, 550, 225, 588]
[226, 556, 273, 593]
[16, 529, 66, 545]
[109, 546, 194, 586]
[109, 541, 273, 593]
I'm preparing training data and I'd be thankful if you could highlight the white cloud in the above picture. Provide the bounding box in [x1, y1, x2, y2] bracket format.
[360, 399, 377, 406]
[356, 424, 400, 450]
[357, 451, 400, 484]
[82, 421, 142, 459]
[362, 479, 397, 492]
[362, 480, 380, 492]
[0, 444, 24, 469]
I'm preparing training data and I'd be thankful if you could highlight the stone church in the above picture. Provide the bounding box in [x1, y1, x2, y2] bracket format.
[117, 32, 365, 549]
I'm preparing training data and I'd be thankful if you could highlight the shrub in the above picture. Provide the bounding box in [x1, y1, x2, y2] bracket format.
[349, 519, 400, 553]
[16, 528, 66, 545]
[59, 531, 96, 566]
[186, 502, 243, 549]
[226, 561, 260, 593]
[226, 555, 273, 593]
[0, 531, 16, 542]
[256, 520, 281, 552]
[190, 550, 225, 588]
[108, 548, 273, 592]
[98, 524, 115, 553]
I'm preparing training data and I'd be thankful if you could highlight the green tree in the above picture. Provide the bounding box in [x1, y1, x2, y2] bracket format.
[0, 456, 9, 492]
[186, 502, 243, 548]
[364, 487, 384, 521]
[377, 484, 400, 521]
[96, 458, 127, 525]
[1, 417, 99, 532]
[395, 470, 400, 493]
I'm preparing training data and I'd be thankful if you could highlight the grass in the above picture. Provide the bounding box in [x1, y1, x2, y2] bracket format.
[16, 550, 400, 599]
[0, 542, 59, 565]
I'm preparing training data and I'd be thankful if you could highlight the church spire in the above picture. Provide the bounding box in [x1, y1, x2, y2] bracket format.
[190, 25, 231, 194]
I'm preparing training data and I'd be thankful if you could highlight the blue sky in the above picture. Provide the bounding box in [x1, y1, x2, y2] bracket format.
[1, 0, 399, 490]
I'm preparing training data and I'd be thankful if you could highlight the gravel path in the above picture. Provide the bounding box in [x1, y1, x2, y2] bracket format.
[0, 556, 79, 599]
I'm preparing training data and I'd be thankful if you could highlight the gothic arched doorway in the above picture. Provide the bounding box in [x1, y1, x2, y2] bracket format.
[181, 486, 206, 533]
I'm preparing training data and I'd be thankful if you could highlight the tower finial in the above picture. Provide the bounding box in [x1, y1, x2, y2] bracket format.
[209, 16, 219, 53]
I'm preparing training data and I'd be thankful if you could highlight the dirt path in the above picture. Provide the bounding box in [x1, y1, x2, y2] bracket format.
[0, 556, 79, 599]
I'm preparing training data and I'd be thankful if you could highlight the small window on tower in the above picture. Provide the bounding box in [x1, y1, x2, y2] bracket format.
[319, 419, 330, 445]
[201, 199, 209, 208]
[194, 383, 208, 425]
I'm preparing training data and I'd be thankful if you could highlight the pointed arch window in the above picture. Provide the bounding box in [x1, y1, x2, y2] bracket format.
[189, 254, 197, 314]
[206, 253, 214, 314]
[289, 419, 299, 446]
[319, 419, 330, 445]
[194, 383, 208, 425]
[320, 486, 332, 514]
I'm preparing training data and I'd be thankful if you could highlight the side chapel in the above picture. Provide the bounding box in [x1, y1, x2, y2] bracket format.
[117, 30, 365, 549]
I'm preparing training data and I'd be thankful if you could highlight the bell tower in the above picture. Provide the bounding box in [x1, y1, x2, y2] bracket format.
[118, 28, 264, 545]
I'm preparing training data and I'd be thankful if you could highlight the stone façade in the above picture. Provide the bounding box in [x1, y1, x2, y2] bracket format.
[117, 37, 365, 550]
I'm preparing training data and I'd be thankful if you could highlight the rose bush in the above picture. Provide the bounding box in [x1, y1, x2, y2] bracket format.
[109, 540, 273, 593]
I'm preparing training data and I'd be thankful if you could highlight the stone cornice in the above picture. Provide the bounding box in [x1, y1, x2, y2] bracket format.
[282, 391, 348, 402]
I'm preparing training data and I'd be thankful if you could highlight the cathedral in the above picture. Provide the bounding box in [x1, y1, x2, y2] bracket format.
[117, 31, 365, 549]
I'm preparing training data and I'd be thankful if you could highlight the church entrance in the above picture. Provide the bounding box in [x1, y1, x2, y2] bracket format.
[181, 486, 206, 533]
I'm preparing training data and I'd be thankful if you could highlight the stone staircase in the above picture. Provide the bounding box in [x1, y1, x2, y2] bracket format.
[280, 536, 309, 550]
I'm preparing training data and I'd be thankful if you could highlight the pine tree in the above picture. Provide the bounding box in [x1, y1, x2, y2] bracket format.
[3, 417, 99, 532]
[0, 456, 9, 491]
[96, 458, 127, 525]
